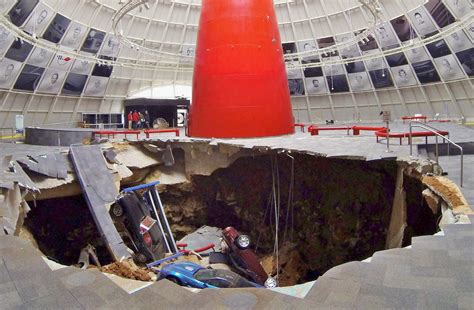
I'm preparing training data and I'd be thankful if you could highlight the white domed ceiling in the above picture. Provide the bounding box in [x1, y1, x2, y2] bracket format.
[0, 0, 472, 128]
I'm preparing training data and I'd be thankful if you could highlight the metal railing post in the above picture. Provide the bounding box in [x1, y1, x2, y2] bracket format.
[408, 120, 463, 187]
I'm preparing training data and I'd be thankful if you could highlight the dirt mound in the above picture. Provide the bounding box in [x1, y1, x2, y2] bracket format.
[101, 260, 152, 281]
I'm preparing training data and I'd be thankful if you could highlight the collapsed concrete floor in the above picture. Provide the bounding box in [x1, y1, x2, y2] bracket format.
[13, 141, 455, 287]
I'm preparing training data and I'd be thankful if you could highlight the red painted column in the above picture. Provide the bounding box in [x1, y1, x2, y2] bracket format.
[188, 0, 294, 138]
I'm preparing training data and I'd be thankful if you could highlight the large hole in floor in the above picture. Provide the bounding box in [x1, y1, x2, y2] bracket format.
[22, 151, 439, 287]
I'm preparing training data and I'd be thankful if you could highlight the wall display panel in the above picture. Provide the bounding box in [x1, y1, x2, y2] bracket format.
[288, 79, 305, 96]
[179, 45, 195, 63]
[83, 76, 109, 97]
[286, 60, 303, 79]
[71, 57, 93, 75]
[92, 56, 115, 78]
[425, 0, 455, 28]
[0, 58, 22, 89]
[335, 33, 360, 57]
[282, 42, 297, 54]
[407, 6, 438, 36]
[100, 35, 120, 58]
[386, 52, 409, 67]
[434, 54, 466, 80]
[444, 0, 471, 18]
[303, 62, 323, 77]
[298, 40, 319, 61]
[455, 48, 474, 76]
[412, 60, 441, 83]
[13, 64, 44, 91]
[8, 0, 39, 27]
[348, 72, 372, 91]
[62, 73, 87, 96]
[326, 75, 350, 93]
[37, 68, 67, 94]
[466, 22, 474, 41]
[43, 14, 70, 43]
[5, 39, 33, 62]
[345, 61, 366, 74]
[406, 45, 431, 63]
[26, 47, 53, 67]
[426, 39, 451, 58]
[22, 3, 54, 36]
[358, 34, 378, 51]
[81, 29, 106, 54]
[374, 22, 400, 47]
[306, 77, 329, 95]
[61, 22, 87, 49]
[369, 69, 394, 88]
[391, 15, 418, 42]
[363, 49, 386, 70]
[446, 30, 471, 53]
[391, 65, 418, 87]
[49, 51, 74, 71]
[324, 61, 345, 76]
[0, 25, 15, 56]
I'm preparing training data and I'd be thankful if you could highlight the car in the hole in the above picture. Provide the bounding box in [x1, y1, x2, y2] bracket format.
[222, 226, 277, 288]
[113, 191, 166, 263]
[158, 261, 263, 289]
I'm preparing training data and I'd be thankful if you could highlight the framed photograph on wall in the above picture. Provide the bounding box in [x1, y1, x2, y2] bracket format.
[22, 3, 54, 36]
[434, 54, 466, 80]
[0, 58, 22, 89]
[8, 0, 39, 27]
[43, 14, 70, 43]
[0, 25, 15, 56]
[26, 47, 53, 67]
[37, 68, 67, 94]
[391, 64, 418, 87]
[13, 64, 45, 91]
[83, 76, 109, 97]
[61, 22, 87, 49]
[348, 72, 372, 91]
[288, 78, 305, 96]
[305, 77, 328, 94]
[407, 6, 438, 37]
[374, 22, 399, 48]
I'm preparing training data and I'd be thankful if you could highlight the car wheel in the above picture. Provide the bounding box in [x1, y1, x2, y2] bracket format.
[112, 204, 124, 217]
[236, 234, 250, 249]
[166, 276, 181, 285]
[264, 276, 277, 288]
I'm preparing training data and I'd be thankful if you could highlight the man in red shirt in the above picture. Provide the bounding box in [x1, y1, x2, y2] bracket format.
[132, 110, 139, 129]
[127, 111, 133, 129]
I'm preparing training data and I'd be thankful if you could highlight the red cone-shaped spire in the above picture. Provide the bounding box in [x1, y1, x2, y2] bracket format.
[188, 0, 294, 138]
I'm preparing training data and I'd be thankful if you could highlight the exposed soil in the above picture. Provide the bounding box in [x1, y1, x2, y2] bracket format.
[101, 261, 152, 281]
[422, 176, 465, 207]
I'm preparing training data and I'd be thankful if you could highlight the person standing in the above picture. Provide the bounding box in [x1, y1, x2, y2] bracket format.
[127, 111, 133, 129]
[138, 111, 145, 129]
[132, 110, 139, 129]
[144, 110, 151, 129]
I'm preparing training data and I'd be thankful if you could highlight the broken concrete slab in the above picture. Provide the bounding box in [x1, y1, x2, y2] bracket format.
[70, 145, 131, 261]
[114, 144, 162, 169]
[17, 153, 69, 179]
[178, 226, 223, 255]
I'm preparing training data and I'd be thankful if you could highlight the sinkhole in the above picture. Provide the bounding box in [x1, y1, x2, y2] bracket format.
[21, 149, 439, 287]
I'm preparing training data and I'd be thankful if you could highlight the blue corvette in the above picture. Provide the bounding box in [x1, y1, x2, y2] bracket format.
[158, 262, 263, 289]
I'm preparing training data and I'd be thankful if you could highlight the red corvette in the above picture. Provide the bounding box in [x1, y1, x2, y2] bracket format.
[222, 227, 277, 288]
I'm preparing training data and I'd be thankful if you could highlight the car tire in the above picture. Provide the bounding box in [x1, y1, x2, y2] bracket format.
[166, 276, 181, 285]
[111, 204, 124, 217]
[236, 234, 250, 249]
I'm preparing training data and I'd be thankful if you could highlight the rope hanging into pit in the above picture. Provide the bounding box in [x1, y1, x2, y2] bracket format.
[271, 155, 280, 282]
[283, 153, 295, 244]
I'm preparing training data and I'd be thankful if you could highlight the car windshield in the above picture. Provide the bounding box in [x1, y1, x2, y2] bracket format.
[194, 269, 258, 288]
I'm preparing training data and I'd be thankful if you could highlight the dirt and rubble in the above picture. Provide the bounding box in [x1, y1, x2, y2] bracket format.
[101, 261, 154, 282]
